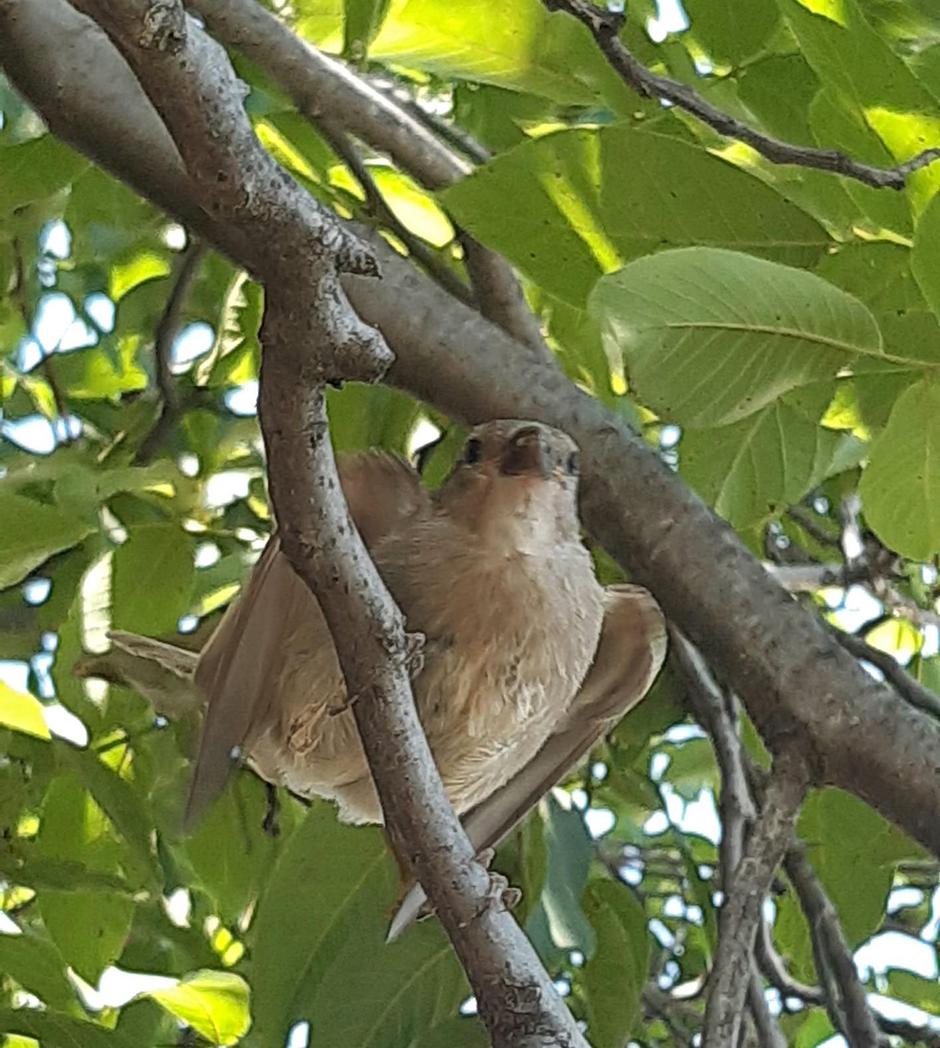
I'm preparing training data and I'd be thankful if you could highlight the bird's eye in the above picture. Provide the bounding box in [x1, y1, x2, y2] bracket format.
[464, 438, 483, 465]
[565, 451, 580, 476]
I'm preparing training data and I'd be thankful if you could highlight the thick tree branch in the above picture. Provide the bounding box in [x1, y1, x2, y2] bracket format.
[4, 0, 940, 863]
[51, 3, 588, 1045]
[541, 0, 940, 190]
[187, 0, 550, 355]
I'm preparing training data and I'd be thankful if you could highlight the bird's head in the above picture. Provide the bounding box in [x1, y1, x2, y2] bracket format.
[436, 420, 583, 552]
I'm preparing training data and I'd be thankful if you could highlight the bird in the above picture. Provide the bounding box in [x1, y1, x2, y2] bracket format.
[89, 419, 666, 926]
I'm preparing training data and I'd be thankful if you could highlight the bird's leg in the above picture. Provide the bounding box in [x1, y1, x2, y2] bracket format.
[262, 782, 281, 837]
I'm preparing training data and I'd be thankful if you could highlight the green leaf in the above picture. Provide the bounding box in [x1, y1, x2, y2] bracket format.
[0, 683, 50, 740]
[0, 492, 94, 591]
[798, 788, 921, 947]
[0, 1009, 137, 1048]
[184, 776, 285, 924]
[859, 379, 940, 559]
[682, 0, 780, 66]
[442, 127, 828, 307]
[528, 792, 595, 955]
[680, 390, 843, 528]
[345, 0, 391, 57]
[589, 247, 883, 427]
[0, 932, 79, 1012]
[780, 0, 940, 208]
[111, 523, 195, 634]
[251, 804, 469, 1048]
[61, 744, 159, 890]
[371, 0, 630, 106]
[37, 774, 136, 984]
[581, 881, 649, 1048]
[147, 970, 250, 1046]
[912, 192, 940, 322]
[886, 969, 940, 1013]
[0, 135, 89, 215]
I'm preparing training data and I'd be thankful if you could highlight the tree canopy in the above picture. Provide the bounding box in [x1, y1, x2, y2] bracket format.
[1, 0, 940, 1046]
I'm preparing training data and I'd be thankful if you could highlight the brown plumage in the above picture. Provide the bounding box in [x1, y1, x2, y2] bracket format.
[99, 420, 665, 857]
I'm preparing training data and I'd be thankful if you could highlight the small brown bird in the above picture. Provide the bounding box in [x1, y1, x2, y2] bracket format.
[100, 420, 665, 909]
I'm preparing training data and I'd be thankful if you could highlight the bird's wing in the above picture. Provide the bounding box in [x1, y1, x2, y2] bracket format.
[387, 583, 666, 941]
[186, 451, 430, 827]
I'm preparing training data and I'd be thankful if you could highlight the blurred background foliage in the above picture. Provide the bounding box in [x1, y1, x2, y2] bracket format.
[1, 0, 940, 1045]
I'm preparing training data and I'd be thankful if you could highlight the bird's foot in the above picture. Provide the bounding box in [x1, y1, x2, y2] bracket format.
[403, 630, 425, 677]
[262, 783, 281, 837]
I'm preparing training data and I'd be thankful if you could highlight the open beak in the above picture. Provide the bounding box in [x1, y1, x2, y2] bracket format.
[499, 426, 552, 478]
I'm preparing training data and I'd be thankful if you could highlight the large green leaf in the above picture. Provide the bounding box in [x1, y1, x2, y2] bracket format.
[0, 492, 94, 591]
[36, 774, 136, 984]
[442, 127, 829, 307]
[184, 776, 286, 924]
[147, 970, 251, 1046]
[0, 1009, 136, 1048]
[61, 744, 160, 890]
[581, 880, 650, 1048]
[797, 788, 921, 947]
[0, 932, 79, 1012]
[370, 0, 632, 107]
[859, 378, 940, 558]
[0, 135, 89, 215]
[111, 523, 195, 634]
[527, 793, 595, 955]
[680, 389, 850, 528]
[779, 0, 940, 207]
[912, 191, 940, 321]
[250, 805, 470, 1048]
[683, 0, 780, 67]
[589, 247, 883, 427]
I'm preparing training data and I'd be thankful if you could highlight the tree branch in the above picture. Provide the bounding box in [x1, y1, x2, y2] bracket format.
[673, 635, 792, 1048]
[541, 0, 940, 190]
[135, 236, 207, 464]
[5, 0, 940, 862]
[702, 748, 807, 1047]
[785, 843, 888, 1047]
[57, 3, 588, 1045]
[316, 122, 476, 306]
[187, 0, 550, 355]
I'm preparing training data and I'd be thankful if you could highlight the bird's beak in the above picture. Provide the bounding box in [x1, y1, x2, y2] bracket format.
[499, 426, 551, 478]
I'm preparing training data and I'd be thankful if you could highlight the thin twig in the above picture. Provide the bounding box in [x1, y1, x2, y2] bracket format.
[365, 72, 493, 165]
[542, 0, 940, 191]
[830, 627, 940, 720]
[135, 237, 207, 464]
[785, 843, 889, 1047]
[318, 123, 476, 306]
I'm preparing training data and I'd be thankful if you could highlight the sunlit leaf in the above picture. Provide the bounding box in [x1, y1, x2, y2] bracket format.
[442, 128, 828, 307]
[147, 970, 251, 1046]
[0, 683, 50, 740]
